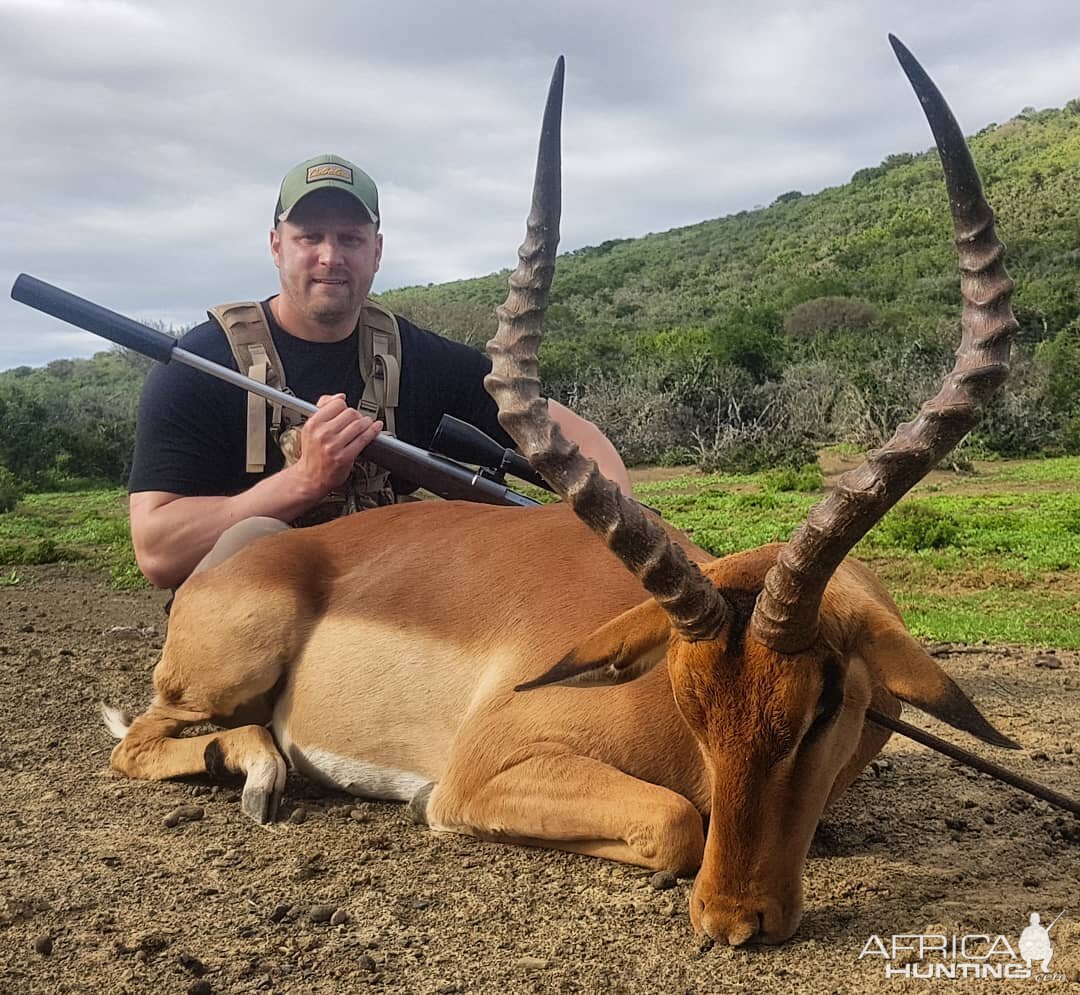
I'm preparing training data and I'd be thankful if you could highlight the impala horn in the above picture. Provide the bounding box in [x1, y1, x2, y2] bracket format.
[751, 36, 1019, 654]
[484, 57, 729, 641]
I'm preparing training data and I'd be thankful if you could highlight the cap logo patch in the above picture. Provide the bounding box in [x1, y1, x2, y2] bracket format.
[307, 164, 353, 184]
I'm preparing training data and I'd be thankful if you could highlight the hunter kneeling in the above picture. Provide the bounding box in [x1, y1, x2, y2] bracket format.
[127, 153, 630, 590]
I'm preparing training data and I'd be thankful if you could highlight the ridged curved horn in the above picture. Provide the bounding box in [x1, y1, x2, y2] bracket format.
[751, 36, 1019, 653]
[484, 58, 729, 641]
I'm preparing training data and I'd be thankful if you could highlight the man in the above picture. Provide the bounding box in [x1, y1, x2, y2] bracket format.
[128, 154, 631, 589]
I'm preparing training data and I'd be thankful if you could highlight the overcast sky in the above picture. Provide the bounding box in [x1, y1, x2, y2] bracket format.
[2, 0, 1078, 369]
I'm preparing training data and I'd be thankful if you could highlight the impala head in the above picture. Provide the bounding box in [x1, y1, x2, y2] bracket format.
[486, 39, 1019, 945]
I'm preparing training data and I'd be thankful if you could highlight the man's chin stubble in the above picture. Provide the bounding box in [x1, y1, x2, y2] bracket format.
[311, 308, 352, 326]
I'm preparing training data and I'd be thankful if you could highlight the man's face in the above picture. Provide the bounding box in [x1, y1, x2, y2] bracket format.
[270, 188, 383, 327]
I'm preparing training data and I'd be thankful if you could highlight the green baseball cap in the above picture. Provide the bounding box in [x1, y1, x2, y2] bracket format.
[274, 154, 380, 227]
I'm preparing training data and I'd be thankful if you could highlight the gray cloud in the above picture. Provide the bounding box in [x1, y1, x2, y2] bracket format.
[2, 0, 1078, 368]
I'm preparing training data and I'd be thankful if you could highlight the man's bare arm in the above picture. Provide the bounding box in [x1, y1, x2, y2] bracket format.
[547, 400, 633, 496]
[132, 397, 625, 588]
[131, 395, 380, 588]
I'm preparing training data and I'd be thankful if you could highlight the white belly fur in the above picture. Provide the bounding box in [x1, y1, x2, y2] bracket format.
[272, 715, 428, 802]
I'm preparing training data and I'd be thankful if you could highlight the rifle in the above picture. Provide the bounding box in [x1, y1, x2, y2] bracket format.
[10, 274, 542, 508]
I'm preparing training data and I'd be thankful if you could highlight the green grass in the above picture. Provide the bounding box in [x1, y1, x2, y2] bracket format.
[982, 456, 1080, 484]
[2, 457, 1078, 645]
[897, 589, 1078, 647]
[0, 488, 144, 589]
[636, 457, 1080, 648]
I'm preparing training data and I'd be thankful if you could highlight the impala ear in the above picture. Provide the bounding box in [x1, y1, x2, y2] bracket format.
[516, 599, 672, 691]
[858, 622, 1018, 749]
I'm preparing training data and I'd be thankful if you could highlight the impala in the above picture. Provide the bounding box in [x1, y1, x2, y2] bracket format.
[105, 38, 1020, 945]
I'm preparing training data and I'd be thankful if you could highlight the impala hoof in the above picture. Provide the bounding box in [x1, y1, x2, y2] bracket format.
[407, 782, 436, 826]
[241, 756, 286, 824]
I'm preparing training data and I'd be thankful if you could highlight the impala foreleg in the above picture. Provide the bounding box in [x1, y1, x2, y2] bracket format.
[424, 751, 705, 875]
[108, 701, 286, 823]
[104, 553, 315, 822]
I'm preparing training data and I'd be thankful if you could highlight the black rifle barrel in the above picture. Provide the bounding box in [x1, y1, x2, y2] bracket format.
[10, 274, 540, 509]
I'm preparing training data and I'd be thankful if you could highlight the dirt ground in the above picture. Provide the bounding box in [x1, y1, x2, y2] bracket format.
[1, 564, 1077, 995]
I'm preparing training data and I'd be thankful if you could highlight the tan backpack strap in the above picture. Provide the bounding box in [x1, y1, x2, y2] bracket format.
[358, 300, 401, 437]
[208, 302, 288, 473]
[246, 346, 269, 473]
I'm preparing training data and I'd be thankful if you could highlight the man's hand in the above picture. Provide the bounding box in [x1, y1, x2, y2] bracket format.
[130, 397, 381, 589]
[293, 394, 382, 495]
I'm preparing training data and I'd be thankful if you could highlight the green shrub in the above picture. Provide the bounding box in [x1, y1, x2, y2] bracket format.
[763, 463, 824, 493]
[698, 429, 818, 475]
[0, 537, 83, 565]
[1060, 415, 1080, 455]
[783, 296, 880, 340]
[880, 503, 961, 551]
[0, 465, 22, 514]
[660, 447, 696, 467]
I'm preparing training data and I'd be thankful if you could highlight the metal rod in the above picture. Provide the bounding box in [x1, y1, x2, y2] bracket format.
[867, 708, 1079, 816]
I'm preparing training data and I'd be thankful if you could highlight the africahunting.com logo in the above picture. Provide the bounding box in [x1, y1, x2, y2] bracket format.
[859, 910, 1066, 981]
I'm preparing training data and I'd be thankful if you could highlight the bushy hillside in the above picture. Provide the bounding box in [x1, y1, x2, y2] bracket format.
[2, 101, 1078, 494]
[382, 101, 1080, 346]
[381, 100, 1080, 467]
[0, 350, 150, 502]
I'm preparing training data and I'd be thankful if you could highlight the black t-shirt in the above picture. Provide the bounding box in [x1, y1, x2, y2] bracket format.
[128, 301, 516, 496]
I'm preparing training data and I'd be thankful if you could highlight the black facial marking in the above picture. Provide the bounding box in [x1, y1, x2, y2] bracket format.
[715, 588, 758, 659]
[804, 657, 844, 744]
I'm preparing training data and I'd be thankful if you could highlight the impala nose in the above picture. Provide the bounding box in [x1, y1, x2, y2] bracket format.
[693, 892, 798, 946]
[710, 909, 762, 947]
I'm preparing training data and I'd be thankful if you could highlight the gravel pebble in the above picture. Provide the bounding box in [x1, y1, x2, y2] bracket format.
[309, 904, 336, 924]
[164, 805, 205, 828]
[269, 903, 291, 923]
[178, 953, 206, 976]
[514, 956, 549, 971]
[650, 870, 677, 891]
[138, 933, 168, 953]
[359, 954, 377, 972]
